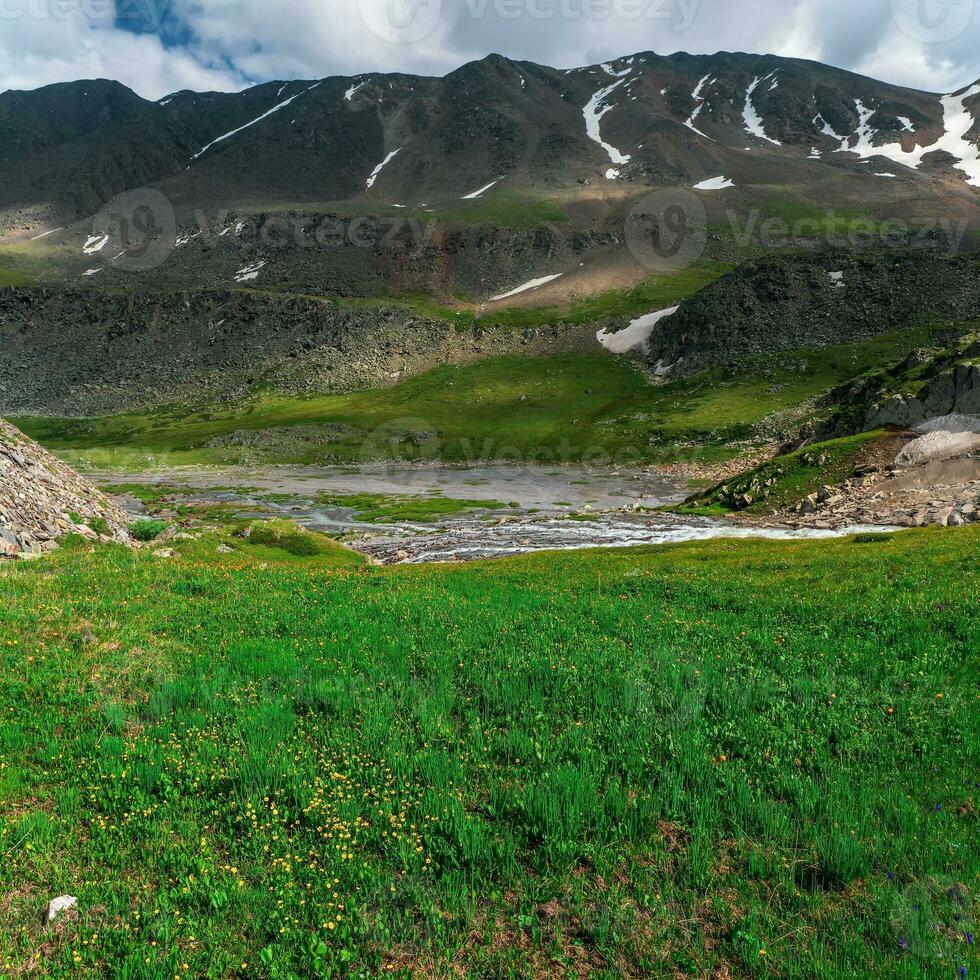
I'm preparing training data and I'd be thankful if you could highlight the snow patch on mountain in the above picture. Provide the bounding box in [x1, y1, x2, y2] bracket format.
[597, 306, 678, 354]
[693, 176, 734, 190]
[814, 113, 845, 141]
[83, 234, 109, 254]
[835, 86, 980, 186]
[584, 74, 632, 178]
[234, 261, 267, 283]
[684, 74, 716, 141]
[743, 75, 781, 145]
[345, 79, 368, 101]
[462, 178, 502, 200]
[190, 82, 321, 163]
[489, 274, 563, 302]
[365, 147, 403, 189]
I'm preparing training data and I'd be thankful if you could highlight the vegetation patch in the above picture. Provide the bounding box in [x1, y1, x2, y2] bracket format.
[0, 250, 39, 288]
[238, 520, 364, 565]
[473, 262, 732, 330]
[100, 482, 179, 505]
[128, 518, 168, 542]
[316, 492, 509, 523]
[11, 324, 952, 472]
[0, 529, 975, 975]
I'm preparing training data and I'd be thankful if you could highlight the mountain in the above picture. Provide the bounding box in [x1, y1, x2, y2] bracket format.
[2, 50, 979, 229]
[2, 49, 978, 311]
[2, 49, 980, 448]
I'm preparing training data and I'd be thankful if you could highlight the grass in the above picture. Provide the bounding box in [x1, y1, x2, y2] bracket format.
[434, 194, 569, 228]
[0, 250, 39, 287]
[0, 528, 976, 976]
[240, 520, 366, 562]
[315, 493, 510, 523]
[714, 193, 872, 244]
[99, 483, 180, 505]
[225, 194, 569, 228]
[327, 262, 731, 334]
[128, 519, 169, 543]
[9, 325, 945, 473]
[472, 262, 731, 330]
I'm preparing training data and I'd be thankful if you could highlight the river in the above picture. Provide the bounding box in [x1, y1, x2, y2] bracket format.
[95, 463, 890, 564]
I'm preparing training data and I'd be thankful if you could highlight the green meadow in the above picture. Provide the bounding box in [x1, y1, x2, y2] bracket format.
[12, 325, 945, 473]
[0, 527, 977, 977]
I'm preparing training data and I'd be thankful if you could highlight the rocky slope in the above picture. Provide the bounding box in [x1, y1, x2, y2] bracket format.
[0, 285, 599, 416]
[814, 331, 980, 438]
[647, 249, 980, 375]
[0, 419, 132, 557]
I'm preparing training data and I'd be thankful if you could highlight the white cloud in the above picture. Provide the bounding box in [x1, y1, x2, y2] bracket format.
[1, 0, 978, 100]
[0, 7, 244, 99]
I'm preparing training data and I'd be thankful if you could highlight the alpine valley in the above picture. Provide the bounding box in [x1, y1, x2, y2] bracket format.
[0, 41, 978, 979]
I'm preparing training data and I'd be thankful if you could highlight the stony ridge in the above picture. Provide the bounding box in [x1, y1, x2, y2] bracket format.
[0, 286, 598, 416]
[648, 249, 980, 376]
[0, 419, 132, 558]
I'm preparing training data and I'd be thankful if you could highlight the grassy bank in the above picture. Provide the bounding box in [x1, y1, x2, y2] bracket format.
[11, 326, 946, 473]
[0, 528, 977, 977]
[678, 431, 892, 516]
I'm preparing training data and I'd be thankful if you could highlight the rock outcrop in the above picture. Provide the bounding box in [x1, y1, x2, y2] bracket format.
[648, 250, 980, 377]
[866, 362, 980, 430]
[0, 419, 132, 558]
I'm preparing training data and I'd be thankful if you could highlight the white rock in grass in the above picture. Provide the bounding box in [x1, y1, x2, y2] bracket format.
[47, 896, 78, 923]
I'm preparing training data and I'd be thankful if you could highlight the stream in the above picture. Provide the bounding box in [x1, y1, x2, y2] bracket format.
[95, 463, 890, 564]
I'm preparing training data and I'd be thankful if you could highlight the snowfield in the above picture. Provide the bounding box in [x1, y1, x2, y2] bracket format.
[489, 274, 563, 302]
[234, 261, 267, 283]
[190, 82, 321, 162]
[344, 79, 368, 101]
[596, 307, 678, 354]
[83, 234, 109, 254]
[584, 69, 632, 179]
[897, 414, 980, 465]
[684, 74, 716, 141]
[834, 85, 980, 186]
[693, 176, 734, 190]
[462, 179, 502, 200]
[743, 74, 781, 145]
[365, 147, 403, 189]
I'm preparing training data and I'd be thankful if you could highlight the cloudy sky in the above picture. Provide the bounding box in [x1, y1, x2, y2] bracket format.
[1, 0, 978, 99]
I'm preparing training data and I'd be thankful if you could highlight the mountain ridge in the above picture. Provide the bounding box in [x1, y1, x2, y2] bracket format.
[2, 48, 978, 233]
